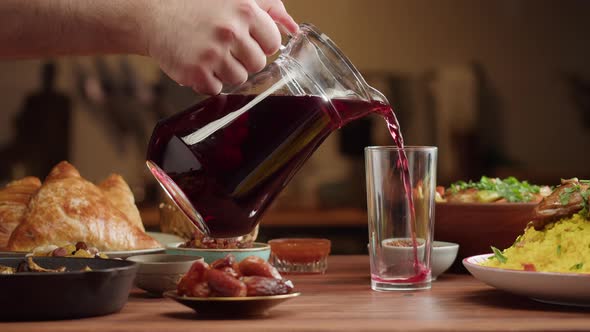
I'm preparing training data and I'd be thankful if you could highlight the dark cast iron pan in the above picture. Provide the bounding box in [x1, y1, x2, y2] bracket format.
[0, 257, 137, 321]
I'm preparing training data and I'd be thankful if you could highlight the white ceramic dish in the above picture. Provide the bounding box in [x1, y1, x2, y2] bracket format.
[432, 241, 459, 279]
[464, 253, 590, 307]
[378, 239, 458, 280]
[0, 247, 165, 259]
[127, 254, 203, 296]
[381, 238, 426, 264]
[380, 238, 425, 278]
[0, 230, 170, 260]
[103, 247, 165, 259]
[0, 230, 168, 259]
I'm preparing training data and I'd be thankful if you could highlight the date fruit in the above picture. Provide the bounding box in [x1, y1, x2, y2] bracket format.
[211, 254, 241, 278]
[218, 266, 240, 278]
[239, 256, 282, 279]
[178, 277, 211, 297]
[176, 254, 295, 298]
[242, 276, 293, 296]
[187, 261, 209, 282]
[207, 269, 247, 297]
[177, 261, 211, 297]
[211, 254, 236, 269]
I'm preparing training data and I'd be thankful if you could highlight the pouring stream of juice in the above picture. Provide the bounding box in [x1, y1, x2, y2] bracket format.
[371, 105, 429, 282]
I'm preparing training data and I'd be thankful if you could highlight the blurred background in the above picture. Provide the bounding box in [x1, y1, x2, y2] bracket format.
[1, 0, 589, 252]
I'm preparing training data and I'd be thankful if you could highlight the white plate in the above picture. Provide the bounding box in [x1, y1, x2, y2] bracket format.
[102, 232, 176, 258]
[0, 247, 165, 259]
[103, 247, 165, 259]
[464, 254, 590, 307]
[146, 232, 185, 247]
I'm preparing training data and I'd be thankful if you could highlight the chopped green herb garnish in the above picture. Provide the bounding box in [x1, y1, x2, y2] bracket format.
[491, 246, 507, 264]
[559, 185, 581, 206]
[560, 192, 571, 205]
[448, 176, 542, 203]
[580, 190, 590, 219]
[570, 263, 584, 270]
[556, 245, 562, 256]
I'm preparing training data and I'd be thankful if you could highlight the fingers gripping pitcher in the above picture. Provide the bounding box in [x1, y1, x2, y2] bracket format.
[146, 24, 392, 241]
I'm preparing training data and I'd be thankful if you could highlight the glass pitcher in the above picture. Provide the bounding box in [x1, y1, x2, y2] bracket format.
[146, 23, 390, 240]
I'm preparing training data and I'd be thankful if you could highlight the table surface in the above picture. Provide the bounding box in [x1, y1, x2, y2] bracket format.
[2, 255, 590, 332]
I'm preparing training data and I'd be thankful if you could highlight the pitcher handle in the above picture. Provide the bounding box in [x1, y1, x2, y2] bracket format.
[276, 22, 296, 52]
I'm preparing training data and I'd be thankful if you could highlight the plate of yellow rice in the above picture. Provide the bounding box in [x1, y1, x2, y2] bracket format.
[463, 212, 590, 306]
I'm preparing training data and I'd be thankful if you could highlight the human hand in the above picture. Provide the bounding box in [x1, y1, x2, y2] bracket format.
[142, 0, 298, 95]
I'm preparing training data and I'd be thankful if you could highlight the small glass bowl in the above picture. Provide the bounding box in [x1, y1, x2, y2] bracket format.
[268, 238, 331, 274]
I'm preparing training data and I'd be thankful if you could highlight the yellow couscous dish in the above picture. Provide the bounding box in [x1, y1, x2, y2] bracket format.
[481, 213, 590, 273]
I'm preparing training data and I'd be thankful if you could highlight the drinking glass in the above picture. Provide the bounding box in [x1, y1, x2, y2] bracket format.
[365, 146, 437, 291]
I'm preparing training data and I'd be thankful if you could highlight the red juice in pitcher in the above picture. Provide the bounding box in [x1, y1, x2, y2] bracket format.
[146, 94, 388, 238]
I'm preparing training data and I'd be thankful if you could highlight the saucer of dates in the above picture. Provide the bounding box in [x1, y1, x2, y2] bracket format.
[164, 254, 300, 316]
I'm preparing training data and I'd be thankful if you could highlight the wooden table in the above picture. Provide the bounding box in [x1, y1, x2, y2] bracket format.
[2, 256, 589, 331]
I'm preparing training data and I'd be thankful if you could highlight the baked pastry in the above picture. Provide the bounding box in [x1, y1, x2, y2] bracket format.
[99, 174, 144, 232]
[7, 161, 161, 251]
[0, 177, 41, 248]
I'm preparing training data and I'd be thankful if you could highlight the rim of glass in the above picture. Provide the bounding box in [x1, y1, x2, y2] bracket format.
[365, 146, 437, 151]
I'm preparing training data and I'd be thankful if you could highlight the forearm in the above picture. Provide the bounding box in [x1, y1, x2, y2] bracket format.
[0, 0, 149, 58]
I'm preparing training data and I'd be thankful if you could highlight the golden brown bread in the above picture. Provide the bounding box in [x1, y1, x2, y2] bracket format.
[99, 174, 145, 232]
[0, 177, 41, 248]
[7, 161, 161, 251]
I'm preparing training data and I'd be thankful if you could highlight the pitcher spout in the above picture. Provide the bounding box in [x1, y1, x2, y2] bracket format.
[368, 85, 389, 105]
[280, 24, 388, 104]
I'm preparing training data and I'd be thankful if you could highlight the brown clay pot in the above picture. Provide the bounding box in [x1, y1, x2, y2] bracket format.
[434, 202, 536, 271]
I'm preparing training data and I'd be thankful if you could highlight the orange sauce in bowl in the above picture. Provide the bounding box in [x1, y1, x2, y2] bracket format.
[268, 238, 331, 263]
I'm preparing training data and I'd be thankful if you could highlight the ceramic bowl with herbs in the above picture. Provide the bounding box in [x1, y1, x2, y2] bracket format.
[166, 242, 271, 263]
[435, 176, 550, 267]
